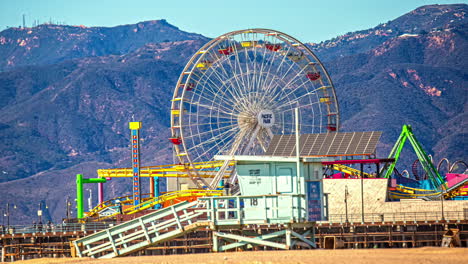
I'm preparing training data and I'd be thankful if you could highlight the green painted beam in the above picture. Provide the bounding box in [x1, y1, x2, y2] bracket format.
[76, 174, 107, 219]
[383, 125, 445, 189]
[76, 174, 84, 219]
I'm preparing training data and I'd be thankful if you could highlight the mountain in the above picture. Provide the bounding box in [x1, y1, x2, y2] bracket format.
[0, 19, 207, 72]
[310, 4, 467, 61]
[0, 5, 466, 223]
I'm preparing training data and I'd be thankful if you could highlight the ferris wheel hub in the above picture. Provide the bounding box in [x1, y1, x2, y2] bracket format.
[257, 110, 275, 128]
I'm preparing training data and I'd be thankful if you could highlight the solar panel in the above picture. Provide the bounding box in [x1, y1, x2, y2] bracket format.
[264, 131, 382, 157]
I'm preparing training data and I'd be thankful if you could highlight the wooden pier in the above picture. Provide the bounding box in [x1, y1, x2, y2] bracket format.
[1, 220, 467, 262]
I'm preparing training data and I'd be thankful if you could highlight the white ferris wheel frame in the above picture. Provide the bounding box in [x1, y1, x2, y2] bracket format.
[169, 29, 340, 188]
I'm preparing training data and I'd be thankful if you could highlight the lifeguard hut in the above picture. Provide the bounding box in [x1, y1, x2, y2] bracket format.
[215, 155, 327, 223]
[214, 131, 381, 224]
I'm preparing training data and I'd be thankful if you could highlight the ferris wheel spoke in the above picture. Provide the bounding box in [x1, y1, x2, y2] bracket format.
[276, 101, 322, 114]
[274, 84, 320, 107]
[198, 60, 251, 110]
[265, 127, 274, 139]
[181, 119, 235, 126]
[241, 124, 261, 155]
[259, 42, 291, 93]
[240, 34, 253, 94]
[194, 127, 239, 151]
[184, 123, 238, 140]
[190, 126, 241, 159]
[189, 87, 237, 112]
[184, 113, 233, 122]
[271, 85, 313, 108]
[231, 41, 251, 96]
[224, 54, 250, 98]
[188, 101, 237, 117]
[192, 71, 241, 106]
[187, 128, 238, 160]
[209, 52, 248, 100]
[193, 63, 245, 103]
[190, 93, 237, 118]
[186, 125, 238, 146]
[256, 130, 269, 152]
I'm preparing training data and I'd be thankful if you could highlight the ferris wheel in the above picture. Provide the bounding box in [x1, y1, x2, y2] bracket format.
[170, 29, 339, 188]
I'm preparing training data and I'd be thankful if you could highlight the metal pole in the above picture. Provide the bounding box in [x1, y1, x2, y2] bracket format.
[38, 202, 42, 223]
[154, 177, 160, 209]
[441, 190, 445, 221]
[150, 177, 155, 198]
[361, 163, 364, 223]
[6, 203, 9, 230]
[345, 186, 349, 223]
[87, 189, 93, 211]
[66, 197, 70, 220]
[295, 108, 301, 195]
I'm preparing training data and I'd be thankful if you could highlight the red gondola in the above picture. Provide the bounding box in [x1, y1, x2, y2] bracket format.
[265, 44, 281, 51]
[169, 137, 182, 145]
[306, 72, 321, 81]
[181, 83, 195, 91]
[326, 124, 337, 132]
[218, 47, 234, 55]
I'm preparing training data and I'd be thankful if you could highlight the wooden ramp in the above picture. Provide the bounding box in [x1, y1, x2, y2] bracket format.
[73, 201, 207, 259]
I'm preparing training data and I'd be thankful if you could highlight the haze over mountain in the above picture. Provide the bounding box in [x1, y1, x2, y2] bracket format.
[0, 4, 466, 223]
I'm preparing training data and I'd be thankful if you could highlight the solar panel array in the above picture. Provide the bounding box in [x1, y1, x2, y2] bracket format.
[265, 131, 382, 157]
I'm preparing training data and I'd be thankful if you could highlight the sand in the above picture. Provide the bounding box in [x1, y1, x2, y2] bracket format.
[11, 247, 468, 264]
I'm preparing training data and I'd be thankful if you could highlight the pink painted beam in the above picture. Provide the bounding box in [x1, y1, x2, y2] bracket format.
[98, 182, 104, 205]
[322, 158, 394, 165]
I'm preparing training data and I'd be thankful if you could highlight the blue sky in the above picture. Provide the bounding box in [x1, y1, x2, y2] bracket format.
[1, 0, 466, 42]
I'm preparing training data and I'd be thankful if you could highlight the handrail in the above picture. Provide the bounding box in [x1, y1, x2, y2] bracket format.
[326, 210, 467, 224]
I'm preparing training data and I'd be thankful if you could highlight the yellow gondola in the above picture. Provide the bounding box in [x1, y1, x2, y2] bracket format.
[196, 60, 212, 70]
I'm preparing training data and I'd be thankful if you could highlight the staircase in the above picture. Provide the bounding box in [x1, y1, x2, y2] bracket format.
[73, 201, 208, 259]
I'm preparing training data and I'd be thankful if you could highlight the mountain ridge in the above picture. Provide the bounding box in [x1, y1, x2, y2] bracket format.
[0, 19, 208, 72]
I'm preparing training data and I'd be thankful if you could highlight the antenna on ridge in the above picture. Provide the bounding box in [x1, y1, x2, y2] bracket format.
[22, 14, 26, 28]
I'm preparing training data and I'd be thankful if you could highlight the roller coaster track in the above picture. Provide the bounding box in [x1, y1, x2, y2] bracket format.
[86, 189, 223, 220]
[97, 160, 235, 178]
[331, 164, 373, 178]
[85, 193, 156, 218]
[390, 176, 468, 200]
